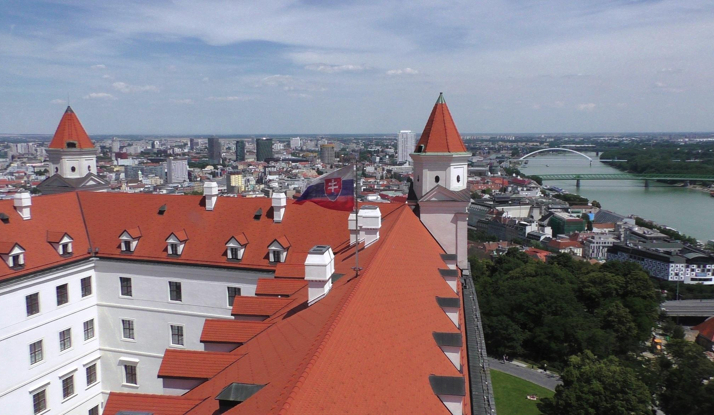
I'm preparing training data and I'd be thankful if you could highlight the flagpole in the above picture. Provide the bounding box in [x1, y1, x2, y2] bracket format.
[353, 162, 361, 277]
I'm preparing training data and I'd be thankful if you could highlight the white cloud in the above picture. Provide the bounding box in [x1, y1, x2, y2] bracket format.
[206, 96, 251, 101]
[113, 82, 159, 93]
[256, 75, 325, 91]
[304, 64, 367, 73]
[102, 74, 113, 79]
[83, 92, 117, 100]
[90, 64, 106, 70]
[653, 81, 684, 93]
[170, 99, 194, 104]
[577, 103, 596, 111]
[50, 99, 66, 104]
[386, 68, 419, 76]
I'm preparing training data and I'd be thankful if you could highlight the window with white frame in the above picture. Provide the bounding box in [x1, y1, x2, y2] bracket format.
[120, 277, 133, 297]
[124, 364, 138, 385]
[56, 284, 69, 306]
[122, 319, 135, 340]
[59, 328, 72, 351]
[165, 232, 187, 256]
[3, 243, 26, 268]
[170, 325, 184, 346]
[89, 406, 99, 415]
[271, 250, 283, 263]
[60, 241, 72, 255]
[169, 281, 182, 302]
[61, 374, 75, 399]
[32, 389, 47, 414]
[268, 239, 289, 263]
[86, 363, 98, 386]
[119, 229, 140, 253]
[81, 276, 92, 297]
[227, 286, 241, 307]
[26, 293, 40, 316]
[225, 236, 247, 261]
[29, 340, 43, 365]
[83, 319, 95, 341]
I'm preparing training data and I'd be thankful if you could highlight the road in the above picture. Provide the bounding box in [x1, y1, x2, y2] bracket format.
[661, 299, 714, 317]
[487, 357, 561, 391]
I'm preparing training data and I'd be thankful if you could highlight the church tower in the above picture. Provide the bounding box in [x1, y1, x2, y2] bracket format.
[412, 93, 471, 268]
[38, 106, 109, 194]
[46, 106, 98, 178]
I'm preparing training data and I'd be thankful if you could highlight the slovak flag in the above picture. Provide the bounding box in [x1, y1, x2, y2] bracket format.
[295, 165, 355, 211]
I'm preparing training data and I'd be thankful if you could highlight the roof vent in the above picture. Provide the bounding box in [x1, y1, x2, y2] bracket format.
[433, 332, 463, 370]
[14, 192, 31, 220]
[158, 204, 167, 215]
[215, 382, 265, 414]
[358, 205, 381, 247]
[436, 297, 461, 328]
[429, 375, 465, 415]
[439, 269, 459, 293]
[254, 208, 262, 221]
[305, 245, 335, 305]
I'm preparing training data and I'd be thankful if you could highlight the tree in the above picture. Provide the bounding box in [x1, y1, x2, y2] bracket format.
[658, 340, 714, 415]
[591, 200, 602, 208]
[538, 351, 652, 415]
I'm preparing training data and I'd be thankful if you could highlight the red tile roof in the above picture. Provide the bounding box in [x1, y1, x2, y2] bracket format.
[0, 242, 22, 255]
[168, 230, 189, 242]
[231, 296, 295, 316]
[46, 231, 68, 243]
[158, 350, 245, 379]
[414, 93, 468, 154]
[694, 317, 714, 342]
[123, 227, 142, 239]
[255, 279, 307, 297]
[103, 393, 204, 415]
[200, 320, 272, 344]
[48, 106, 95, 149]
[271, 235, 291, 249]
[227, 232, 248, 246]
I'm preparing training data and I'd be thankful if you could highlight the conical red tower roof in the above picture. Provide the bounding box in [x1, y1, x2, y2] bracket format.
[48, 106, 95, 149]
[414, 93, 467, 153]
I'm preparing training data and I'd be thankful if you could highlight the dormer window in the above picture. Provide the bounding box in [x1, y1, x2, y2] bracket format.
[226, 233, 249, 261]
[47, 232, 73, 257]
[267, 236, 291, 264]
[0, 242, 25, 269]
[119, 228, 142, 253]
[166, 231, 189, 257]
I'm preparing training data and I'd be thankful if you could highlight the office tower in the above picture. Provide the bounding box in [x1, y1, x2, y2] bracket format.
[166, 158, 189, 183]
[227, 172, 244, 194]
[256, 138, 273, 161]
[208, 137, 222, 164]
[189, 138, 197, 151]
[235, 141, 246, 162]
[290, 137, 301, 149]
[397, 130, 416, 164]
[320, 144, 336, 164]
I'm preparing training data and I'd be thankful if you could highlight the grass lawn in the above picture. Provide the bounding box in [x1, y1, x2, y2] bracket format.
[490, 369, 555, 415]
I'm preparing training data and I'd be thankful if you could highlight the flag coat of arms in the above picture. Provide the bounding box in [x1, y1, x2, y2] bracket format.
[295, 166, 355, 211]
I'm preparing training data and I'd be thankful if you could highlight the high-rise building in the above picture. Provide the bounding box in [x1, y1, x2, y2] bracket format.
[320, 144, 336, 164]
[290, 137, 301, 149]
[207, 137, 221, 164]
[235, 141, 246, 162]
[226, 172, 244, 194]
[189, 138, 197, 151]
[256, 138, 273, 161]
[397, 130, 417, 164]
[166, 158, 189, 183]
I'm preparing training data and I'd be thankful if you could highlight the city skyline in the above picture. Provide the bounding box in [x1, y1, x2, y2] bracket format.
[2, 0, 714, 134]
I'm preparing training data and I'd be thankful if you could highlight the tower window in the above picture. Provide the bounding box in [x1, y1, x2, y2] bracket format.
[55, 167, 59, 173]
[457, 175, 461, 183]
[71, 166, 76, 173]
[435, 175, 440, 183]
[66, 142, 77, 149]
[88, 165, 92, 172]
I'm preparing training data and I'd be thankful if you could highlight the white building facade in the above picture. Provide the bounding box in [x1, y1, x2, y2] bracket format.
[397, 130, 416, 164]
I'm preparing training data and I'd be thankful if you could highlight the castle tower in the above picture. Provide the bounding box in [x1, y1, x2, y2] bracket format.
[412, 93, 471, 268]
[46, 106, 98, 178]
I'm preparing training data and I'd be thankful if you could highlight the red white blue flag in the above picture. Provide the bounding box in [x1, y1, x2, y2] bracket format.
[295, 165, 355, 211]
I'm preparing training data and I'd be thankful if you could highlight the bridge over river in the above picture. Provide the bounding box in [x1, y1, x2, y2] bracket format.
[661, 299, 714, 318]
[536, 173, 714, 188]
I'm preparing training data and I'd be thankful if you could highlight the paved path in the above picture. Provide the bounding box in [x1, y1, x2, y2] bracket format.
[487, 357, 562, 391]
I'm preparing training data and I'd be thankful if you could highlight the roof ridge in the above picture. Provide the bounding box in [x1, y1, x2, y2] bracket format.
[276, 206, 412, 414]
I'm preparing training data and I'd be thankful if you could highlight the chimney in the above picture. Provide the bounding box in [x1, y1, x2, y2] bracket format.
[305, 245, 334, 305]
[272, 192, 286, 223]
[358, 205, 381, 247]
[348, 212, 361, 246]
[204, 181, 218, 211]
[14, 192, 31, 220]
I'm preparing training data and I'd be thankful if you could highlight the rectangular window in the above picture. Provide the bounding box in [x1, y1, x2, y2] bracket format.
[88, 406, 99, 415]
[56, 284, 69, 306]
[272, 250, 282, 263]
[26, 293, 40, 316]
[61, 243, 72, 255]
[169, 281, 182, 302]
[59, 328, 72, 351]
[83, 319, 95, 341]
[29, 340, 43, 365]
[170, 325, 184, 346]
[62, 375, 74, 399]
[122, 320, 135, 340]
[124, 365, 137, 385]
[81, 276, 92, 297]
[229, 247, 239, 260]
[11, 254, 21, 267]
[122, 241, 132, 252]
[120, 277, 133, 297]
[168, 243, 178, 255]
[227, 287, 241, 307]
[86, 363, 97, 386]
[32, 389, 46, 414]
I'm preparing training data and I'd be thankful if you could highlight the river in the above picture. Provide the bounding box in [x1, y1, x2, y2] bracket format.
[521, 152, 714, 242]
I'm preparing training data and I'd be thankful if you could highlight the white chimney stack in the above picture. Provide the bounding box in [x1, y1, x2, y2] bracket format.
[204, 181, 218, 211]
[305, 245, 335, 305]
[358, 205, 381, 248]
[272, 192, 286, 223]
[14, 192, 31, 220]
[348, 212, 361, 246]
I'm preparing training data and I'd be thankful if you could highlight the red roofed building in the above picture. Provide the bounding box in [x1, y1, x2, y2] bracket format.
[0, 95, 492, 415]
[694, 318, 714, 351]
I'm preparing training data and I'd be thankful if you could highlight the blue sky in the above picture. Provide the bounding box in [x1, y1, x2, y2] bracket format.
[1, 0, 713, 134]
